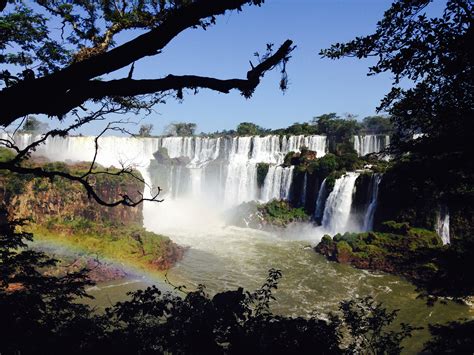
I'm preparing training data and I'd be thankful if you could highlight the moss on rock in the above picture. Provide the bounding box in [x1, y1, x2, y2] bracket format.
[256, 163, 270, 188]
[315, 222, 446, 294]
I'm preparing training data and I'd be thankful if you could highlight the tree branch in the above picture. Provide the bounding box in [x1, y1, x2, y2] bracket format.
[43, 40, 294, 116]
[0, 162, 162, 207]
[1, 39, 293, 123]
[0, 0, 270, 126]
[1, 108, 162, 208]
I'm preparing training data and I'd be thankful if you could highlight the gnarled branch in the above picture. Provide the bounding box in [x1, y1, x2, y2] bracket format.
[32, 40, 294, 118]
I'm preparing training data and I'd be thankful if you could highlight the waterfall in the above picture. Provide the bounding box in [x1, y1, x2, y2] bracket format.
[362, 174, 382, 231]
[261, 166, 283, 201]
[261, 166, 294, 201]
[321, 172, 360, 234]
[281, 166, 294, 200]
[2, 133, 330, 209]
[282, 135, 327, 158]
[313, 178, 328, 223]
[223, 137, 257, 205]
[436, 205, 450, 245]
[300, 173, 307, 207]
[353, 135, 390, 157]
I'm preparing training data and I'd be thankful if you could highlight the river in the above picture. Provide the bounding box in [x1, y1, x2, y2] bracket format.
[84, 198, 471, 354]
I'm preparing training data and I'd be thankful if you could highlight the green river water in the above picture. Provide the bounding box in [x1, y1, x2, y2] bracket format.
[84, 209, 471, 354]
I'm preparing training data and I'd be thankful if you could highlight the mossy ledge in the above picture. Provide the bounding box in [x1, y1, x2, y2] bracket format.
[30, 220, 185, 279]
[314, 221, 457, 297]
[226, 199, 310, 229]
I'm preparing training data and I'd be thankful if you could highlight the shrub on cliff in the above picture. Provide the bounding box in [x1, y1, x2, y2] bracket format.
[259, 200, 310, 227]
[256, 163, 270, 188]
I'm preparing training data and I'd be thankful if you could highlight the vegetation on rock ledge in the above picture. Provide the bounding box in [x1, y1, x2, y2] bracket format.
[315, 221, 474, 301]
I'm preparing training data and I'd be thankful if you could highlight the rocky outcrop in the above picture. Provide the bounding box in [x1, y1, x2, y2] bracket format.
[225, 200, 310, 230]
[315, 221, 446, 291]
[1, 161, 143, 225]
[0, 158, 185, 280]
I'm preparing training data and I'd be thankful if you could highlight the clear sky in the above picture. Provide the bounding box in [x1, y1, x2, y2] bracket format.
[39, 0, 445, 135]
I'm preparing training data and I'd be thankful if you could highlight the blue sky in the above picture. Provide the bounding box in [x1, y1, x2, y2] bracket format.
[38, 0, 444, 135]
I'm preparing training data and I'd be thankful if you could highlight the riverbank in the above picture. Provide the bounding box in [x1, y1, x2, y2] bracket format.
[314, 221, 474, 301]
[30, 222, 186, 282]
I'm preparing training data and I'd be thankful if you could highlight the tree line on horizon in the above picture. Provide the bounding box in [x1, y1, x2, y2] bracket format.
[132, 114, 393, 138]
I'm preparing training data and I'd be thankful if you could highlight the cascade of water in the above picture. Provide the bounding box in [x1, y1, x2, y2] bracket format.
[353, 135, 390, 157]
[362, 174, 382, 231]
[251, 135, 282, 164]
[261, 166, 283, 201]
[321, 172, 360, 234]
[304, 135, 327, 158]
[281, 166, 294, 200]
[1, 133, 163, 202]
[224, 137, 257, 205]
[3, 133, 161, 171]
[314, 178, 328, 223]
[260, 166, 294, 201]
[282, 135, 327, 158]
[300, 173, 307, 207]
[1, 133, 328, 207]
[436, 205, 450, 245]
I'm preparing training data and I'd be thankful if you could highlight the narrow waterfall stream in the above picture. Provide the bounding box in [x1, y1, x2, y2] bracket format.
[436, 205, 450, 245]
[362, 174, 382, 231]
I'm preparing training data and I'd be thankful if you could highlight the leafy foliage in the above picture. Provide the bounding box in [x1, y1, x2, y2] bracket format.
[165, 122, 197, 137]
[256, 162, 269, 188]
[258, 200, 310, 227]
[340, 297, 418, 354]
[316, 221, 474, 301]
[321, 0, 473, 300]
[423, 319, 474, 353]
[0, 209, 99, 355]
[360, 115, 393, 135]
[236, 122, 268, 136]
[20, 116, 50, 133]
[137, 123, 154, 137]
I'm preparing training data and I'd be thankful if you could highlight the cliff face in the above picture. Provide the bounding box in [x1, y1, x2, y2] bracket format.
[0, 158, 185, 278]
[1, 161, 143, 225]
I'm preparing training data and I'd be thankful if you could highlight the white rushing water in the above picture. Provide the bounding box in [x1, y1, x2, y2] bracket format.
[1, 133, 380, 236]
[2, 133, 383, 236]
[321, 172, 360, 234]
[353, 135, 390, 157]
[261, 166, 294, 201]
[362, 174, 382, 232]
[1, 133, 327, 208]
[313, 178, 328, 222]
[436, 205, 450, 245]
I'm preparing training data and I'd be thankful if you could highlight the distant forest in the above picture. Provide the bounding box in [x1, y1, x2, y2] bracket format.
[135, 113, 393, 138]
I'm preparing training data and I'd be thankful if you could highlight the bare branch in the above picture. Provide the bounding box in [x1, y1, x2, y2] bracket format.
[1, 107, 163, 208]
